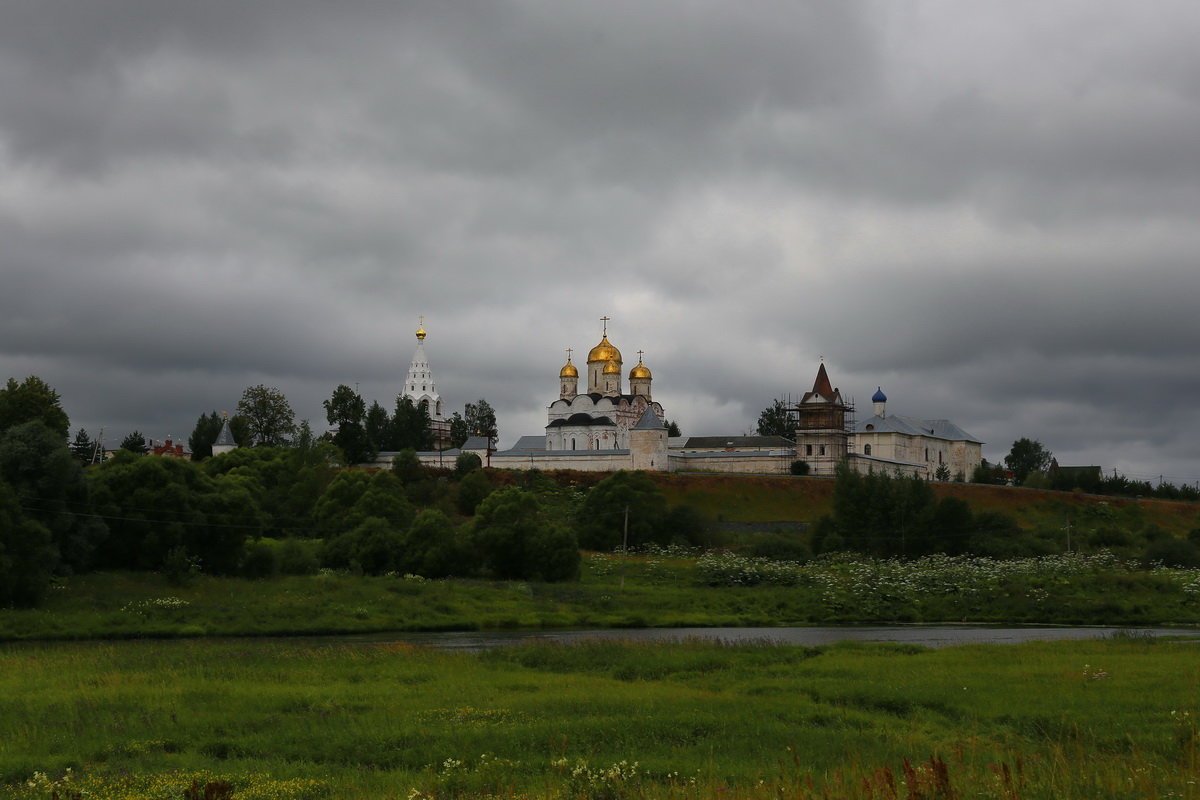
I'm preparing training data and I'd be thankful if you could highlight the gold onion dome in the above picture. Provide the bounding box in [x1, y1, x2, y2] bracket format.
[602, 361, 621, 375]
[415, 325, 427, 340]
[587, 335, 621, 364]
[559, 359, 578, 378]
[630, 362, 651, 380]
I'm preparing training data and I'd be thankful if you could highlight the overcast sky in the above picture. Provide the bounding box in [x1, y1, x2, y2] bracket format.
[3, 1, 1199, 483]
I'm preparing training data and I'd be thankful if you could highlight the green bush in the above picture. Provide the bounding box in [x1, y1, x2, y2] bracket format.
[239, 541, 279, 579]
[456, 468, 493, 515]
[277, 538, 320, 575]
[790, 460, 810, 475]
[454, 451, 482, 476]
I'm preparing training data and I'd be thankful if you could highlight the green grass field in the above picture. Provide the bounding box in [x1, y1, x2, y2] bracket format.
[2, 635, 1199, 799]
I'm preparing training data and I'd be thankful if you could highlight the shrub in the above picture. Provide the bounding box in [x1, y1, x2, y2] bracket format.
[277, 537, 320, 575]
[240, 540, 279, 579]
[455, 451, 482, 476]
[790, 460, 810, 476]
[456, 468, 493, 515]
[392, 449, 425, 484]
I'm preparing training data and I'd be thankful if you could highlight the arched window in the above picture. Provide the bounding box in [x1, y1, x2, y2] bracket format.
[864, 444, 872, 455]
[419, 399, 429, 414]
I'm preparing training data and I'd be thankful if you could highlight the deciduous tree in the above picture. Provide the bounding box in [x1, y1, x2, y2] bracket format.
[0, 421, 107, 573]
[0, 376, 70, 439]
[323, 385, 373, 464]
[238, 384, 296, 447]
[1005, 438, 1052, 486]
[756, 399, 793, 438]
[463, 398, 498, 441]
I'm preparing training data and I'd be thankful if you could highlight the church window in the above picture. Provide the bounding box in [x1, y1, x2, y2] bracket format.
[806, 445, 813, 456]
[925, 448, 929, 461]
[571, 438, 576, 450]
[939, 452, 943, 464]
[864, 444, 872, 455]
[819, 445, 826, 456]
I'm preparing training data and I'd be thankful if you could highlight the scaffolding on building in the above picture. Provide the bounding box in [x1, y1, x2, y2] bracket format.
[785, 389, 856, 476]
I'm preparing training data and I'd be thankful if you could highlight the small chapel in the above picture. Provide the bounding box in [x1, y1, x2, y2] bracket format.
[545, 319, 666, 450]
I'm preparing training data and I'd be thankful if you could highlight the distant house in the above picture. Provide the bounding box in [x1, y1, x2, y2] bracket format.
[150, 439, 190, 459]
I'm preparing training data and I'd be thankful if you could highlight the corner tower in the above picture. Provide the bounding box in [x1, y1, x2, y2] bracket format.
[794, 361, 852, 475]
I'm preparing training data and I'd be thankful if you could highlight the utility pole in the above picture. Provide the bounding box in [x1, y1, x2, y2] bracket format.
[1064, 518, 1072, 552]
[91, 427, 105, 465]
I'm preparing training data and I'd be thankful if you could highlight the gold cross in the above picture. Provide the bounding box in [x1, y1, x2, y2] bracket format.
[637, 350, 644, 362]
[566, 347, 573, 361]
[600, 316, 610, 335]
[419, 314, 425, 327]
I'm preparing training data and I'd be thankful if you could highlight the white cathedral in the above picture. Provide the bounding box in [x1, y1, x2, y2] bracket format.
[545, 320, 666, 451]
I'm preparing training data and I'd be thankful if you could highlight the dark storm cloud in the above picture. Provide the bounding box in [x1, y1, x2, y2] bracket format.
[2, 0, 1199, 480]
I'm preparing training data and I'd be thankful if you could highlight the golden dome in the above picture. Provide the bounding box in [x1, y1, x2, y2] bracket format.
[416, 325, 426, 341]
[630, 363, 652, 380]
[602, 361, 621, 375]
[559, 360, 578, 378]
[587, 335, 622, 364]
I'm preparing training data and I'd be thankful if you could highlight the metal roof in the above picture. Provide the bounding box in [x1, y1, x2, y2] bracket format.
[854, 414, 981, 443]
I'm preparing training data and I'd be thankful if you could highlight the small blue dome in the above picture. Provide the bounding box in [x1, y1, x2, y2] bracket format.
[872, 386, 887, 403]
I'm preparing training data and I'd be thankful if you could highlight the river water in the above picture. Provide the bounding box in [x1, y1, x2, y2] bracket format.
[318, 625, 1200, 651]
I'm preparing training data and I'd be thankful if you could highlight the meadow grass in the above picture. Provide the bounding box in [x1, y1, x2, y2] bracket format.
[2, 636, 1199, 799]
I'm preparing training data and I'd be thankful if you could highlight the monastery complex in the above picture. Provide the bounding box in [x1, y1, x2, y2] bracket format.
[383, 320, 984, 480]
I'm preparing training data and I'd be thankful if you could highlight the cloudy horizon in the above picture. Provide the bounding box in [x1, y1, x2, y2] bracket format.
[4, 1, 1199, 485]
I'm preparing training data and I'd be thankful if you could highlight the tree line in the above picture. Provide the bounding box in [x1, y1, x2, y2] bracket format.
[0, 375, 708, 608]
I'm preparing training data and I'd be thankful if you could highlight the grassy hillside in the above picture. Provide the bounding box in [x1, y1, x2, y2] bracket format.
[645, 473, 1200, 536]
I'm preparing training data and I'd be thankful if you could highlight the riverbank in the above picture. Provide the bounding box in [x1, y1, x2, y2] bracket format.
[3, 635, 1198, 799]
[4, 551, 1199, 643]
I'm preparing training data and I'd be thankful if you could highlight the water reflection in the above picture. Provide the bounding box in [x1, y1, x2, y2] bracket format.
[320, 625, 1200, 651]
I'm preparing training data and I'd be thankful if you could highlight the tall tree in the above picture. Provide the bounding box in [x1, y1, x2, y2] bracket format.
[665, 420, 682, 437]
[393, 398, 433, 451]
[0, 376, 69, 439]
[464, 398, 498, 440]
[237, 385, 296, 447]
[120, 431, 149, 454]
[70, 428, 96, 464]
[323, 385, 374, 465]
[448, 412, 470, 449]
[756, 399, 793, 438]
[1005, 438, 1053, 486]
[365, 401, 393, 452]
[188, 411, 222, 460]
